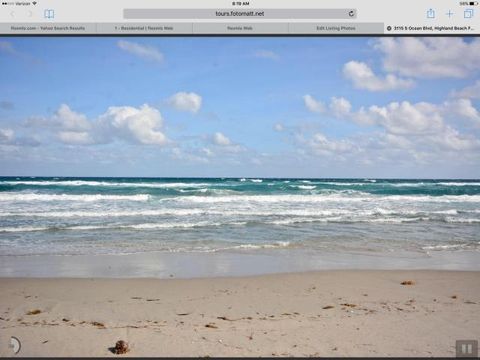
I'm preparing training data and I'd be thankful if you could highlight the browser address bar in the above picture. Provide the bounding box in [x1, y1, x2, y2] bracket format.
[123, 8, 357, 20]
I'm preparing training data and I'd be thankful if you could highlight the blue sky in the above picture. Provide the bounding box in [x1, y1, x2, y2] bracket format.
[0, 37, 479, 178]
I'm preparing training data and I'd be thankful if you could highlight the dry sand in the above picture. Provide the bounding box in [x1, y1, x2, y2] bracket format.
[0, 270, 479, 357]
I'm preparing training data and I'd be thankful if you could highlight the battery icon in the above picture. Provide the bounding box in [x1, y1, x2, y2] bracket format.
[470, 1, 478, 5]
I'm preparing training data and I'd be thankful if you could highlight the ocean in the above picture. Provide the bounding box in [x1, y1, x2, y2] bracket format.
[0, 177, 479, 259]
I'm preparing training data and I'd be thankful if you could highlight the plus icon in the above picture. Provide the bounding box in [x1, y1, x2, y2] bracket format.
[446, 10, 454, 18]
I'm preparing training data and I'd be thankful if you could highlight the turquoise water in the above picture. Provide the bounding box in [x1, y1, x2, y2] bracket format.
[0, 177, 479, 256]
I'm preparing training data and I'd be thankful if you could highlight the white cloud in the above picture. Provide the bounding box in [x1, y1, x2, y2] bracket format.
[303, 95, 325, 114]
[201, 147, 214, 157]
[343, 61, 414, 91]
[53, 104, 91, 131]
[209, 132, 246, 153]
[99, 105, 168, 145]
[451, 80, 480, 99]
[171, 147, 209, 163]
[297, 125, 480, 167]
[0, 128, 40, 147]
[443, 98, 480, 124]
[329, 97, 352, 118]
[167, 92, 202, 113]
[48, 104, 168, 146]
[300, 94, 480, 163]
[212, 132, 232, 146]
[117, 40, 164, 63]
[429, 126, 480, 151]
[304, 95, 480, 135]
[382, 133, 412, 149]
[0, 128, 14, 143]
[374, 38, 480, 78]
[57, 131, 94, 145]
[361, 98, 480, 131]
[273, 123, 284, 132]
[356, 101, 445, 135]
[304, 132, 354, 156]
[253, 50, 279, 60]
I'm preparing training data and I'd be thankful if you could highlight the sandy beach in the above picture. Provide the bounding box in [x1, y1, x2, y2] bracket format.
[0, 270, 479, 357]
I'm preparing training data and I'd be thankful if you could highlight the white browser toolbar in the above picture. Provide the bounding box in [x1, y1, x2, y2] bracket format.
[0, 0, 478, 35]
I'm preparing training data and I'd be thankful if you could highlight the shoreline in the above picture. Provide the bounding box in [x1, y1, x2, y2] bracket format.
[1, 249, 480, 279]
[1, 270, 479, 357]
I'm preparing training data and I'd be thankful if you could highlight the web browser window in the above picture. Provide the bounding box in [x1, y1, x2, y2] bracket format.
[0, 0, 479, 358]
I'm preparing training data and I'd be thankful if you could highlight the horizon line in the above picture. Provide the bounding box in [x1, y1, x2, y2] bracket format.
[1, 175, 480, 181]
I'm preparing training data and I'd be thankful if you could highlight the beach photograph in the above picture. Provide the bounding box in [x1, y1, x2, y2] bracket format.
[0, 37, 479, 357]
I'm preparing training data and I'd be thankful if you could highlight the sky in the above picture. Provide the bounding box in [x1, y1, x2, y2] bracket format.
[0, 37, 479, 178]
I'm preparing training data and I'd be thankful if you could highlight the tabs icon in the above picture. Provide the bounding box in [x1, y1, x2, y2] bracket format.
[464, 9, 474, 18]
